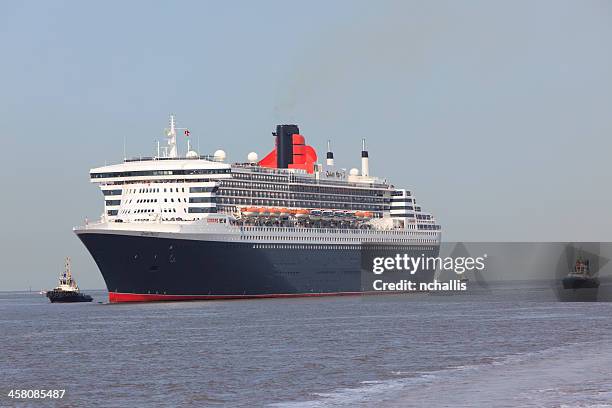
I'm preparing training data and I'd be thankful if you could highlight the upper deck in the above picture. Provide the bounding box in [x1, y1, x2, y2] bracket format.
[90, 156, 391, 191]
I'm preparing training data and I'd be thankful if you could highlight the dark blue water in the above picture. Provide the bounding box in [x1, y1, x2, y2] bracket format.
[2, 286, 612, 407]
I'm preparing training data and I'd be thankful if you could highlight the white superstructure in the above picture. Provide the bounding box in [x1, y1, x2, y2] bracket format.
[83, 115, 441, 245]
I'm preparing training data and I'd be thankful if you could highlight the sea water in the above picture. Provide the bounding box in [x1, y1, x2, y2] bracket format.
[1, 284, 611, 407]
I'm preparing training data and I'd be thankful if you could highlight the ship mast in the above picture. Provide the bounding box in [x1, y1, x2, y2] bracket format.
[164, 114, 192, 158]
[166, 114, 178, 158]
[65, 257, 73, 286]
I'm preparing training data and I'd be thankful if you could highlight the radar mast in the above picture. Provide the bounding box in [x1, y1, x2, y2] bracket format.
[166, 114, 178, 158]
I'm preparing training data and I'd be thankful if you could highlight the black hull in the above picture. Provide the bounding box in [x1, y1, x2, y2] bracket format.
[562, 276, 600, 290]
[76, 232, 439, 302]
[46, 291, 93, 303]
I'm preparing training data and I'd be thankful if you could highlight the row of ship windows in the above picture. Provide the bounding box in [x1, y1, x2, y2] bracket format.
[122, 198, 185, 204]
[111, 208, 169, 215]
[251, 243, 437, 250]
[391, 198, 414, 203]
[220, 180, 388, 197]
[391, 191, 412, 196]
[391, 213, 431, 219]
[249, 240, 437, 247]
[244, 236, 434, 242]
[129, 187, 185, 194]
[92, 169, 230, 178]
[117, 197, 215, 204]
[242, 233, 438, 241]
[109, 207, 217, 216]
[188, 207, 218, 213]
[390, 206, 414, 211]
[133, 208, 179, 214]
[391, 217, 440, 229]
[128, 218, 213, 222]
[218, 189, 387, 203]
[190, 197, 214, 203]
[218, 197, 386, 207]
[216, 200, 385, 210]
[292, 185, 386, 196]
[220, 205, 384, 217]
[99, 179, 222, 186]
[418, 225, 441, 230]
[104, 186, 217, 196]
[231, 172, 289, 182]
[231, 171, 390, 190]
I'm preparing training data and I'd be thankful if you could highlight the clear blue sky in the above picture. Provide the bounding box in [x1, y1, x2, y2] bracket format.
[1, 0, 612, 290]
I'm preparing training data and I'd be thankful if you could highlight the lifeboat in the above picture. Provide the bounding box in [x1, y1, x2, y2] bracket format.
[242, 207, 258, 217]
[295, 209, 309, 219]
[269, 208, 281, 218]
[258, 207, 269, 217]
[321, 210, 334, 220]
[279, 208, 290, 218]
[355, 211, 365, 218]
[333, 210, 345, 219]
[310, 209, 322, 221]
[363, 211, 373, 219]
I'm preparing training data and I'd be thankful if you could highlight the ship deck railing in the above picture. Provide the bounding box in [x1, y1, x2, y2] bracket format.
[124, 155, 217, 162]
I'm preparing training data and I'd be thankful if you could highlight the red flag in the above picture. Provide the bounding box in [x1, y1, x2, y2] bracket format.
[184, 129, 190, 137]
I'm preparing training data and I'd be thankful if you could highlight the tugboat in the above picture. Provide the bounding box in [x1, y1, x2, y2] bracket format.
[562, 256, 599, 290]
[46, 257, 93, 303]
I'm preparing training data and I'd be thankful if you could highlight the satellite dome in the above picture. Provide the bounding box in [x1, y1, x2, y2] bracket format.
[214, 150, 227, 162]
[247, 152, 258, 163]
[349, 168, 359, 176]
[186, 150, 199, 159]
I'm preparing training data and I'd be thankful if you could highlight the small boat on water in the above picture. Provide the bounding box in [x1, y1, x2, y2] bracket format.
[45, 257, 93, 303]
[562, 256, 599, 290]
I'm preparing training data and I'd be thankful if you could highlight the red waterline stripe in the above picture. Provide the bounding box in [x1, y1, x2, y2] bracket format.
[108, 291, 366, 303]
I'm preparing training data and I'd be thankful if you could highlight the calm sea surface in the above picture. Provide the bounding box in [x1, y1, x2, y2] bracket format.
[2, 285, 612, 407]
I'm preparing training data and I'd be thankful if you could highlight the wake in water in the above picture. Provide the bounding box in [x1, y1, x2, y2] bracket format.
[271, 339, 612, 408]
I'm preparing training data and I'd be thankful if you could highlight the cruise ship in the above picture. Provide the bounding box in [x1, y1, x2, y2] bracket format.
[75, 116, 441, 302]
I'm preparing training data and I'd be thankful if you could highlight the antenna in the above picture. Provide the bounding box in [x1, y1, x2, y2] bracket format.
[123, 135, 127, 161]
